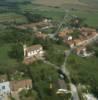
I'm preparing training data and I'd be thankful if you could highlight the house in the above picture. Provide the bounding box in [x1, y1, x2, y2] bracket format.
[56, 79, 69, 95]
[65, 40, 75, 48]
[0, 82, 10, 95]
[79, 27, 96, 33]
[0, 75, 8, 82]
[35, 32, 48, 39]
[23, 44, 44, 64]
[75, 46, 95, 57]
[58, 28, 73, 39]
[10, 79, 32, 93]
[83, 93, 97, 100]
[75, 46, 87, 55]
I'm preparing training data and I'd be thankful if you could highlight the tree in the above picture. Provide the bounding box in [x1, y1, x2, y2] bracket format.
[24, 13, 45, 22]
[69, 17, 84, 28]
[70, 30, 81, 38]
[9, 43, 23, 61]
[3, 28, 33, 44]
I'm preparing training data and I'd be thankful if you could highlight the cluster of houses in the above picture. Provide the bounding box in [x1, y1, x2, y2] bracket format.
[0, 75, 32, 97]
[16, 18, 53, 31]
[58, 27, 98, 57]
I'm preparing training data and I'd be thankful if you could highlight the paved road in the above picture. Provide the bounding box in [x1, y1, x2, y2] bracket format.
[70, 84, 80, 100]
[61, 49, 80, 100]
[42, 60, 60, 70]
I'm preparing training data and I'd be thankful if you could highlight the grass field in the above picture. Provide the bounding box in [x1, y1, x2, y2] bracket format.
[0, 13, 28, 24]
[32, 0, 85, 6]
[19, 0, 98, 27]
[0, 0, 98, 26]
[0, 44, 18, 70]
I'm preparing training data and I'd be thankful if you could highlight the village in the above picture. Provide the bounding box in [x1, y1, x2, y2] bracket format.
[0, 0, 98, 100]
[0, 16, 98, 100]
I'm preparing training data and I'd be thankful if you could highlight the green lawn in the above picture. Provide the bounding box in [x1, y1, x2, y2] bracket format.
[0, 44, 18, 70]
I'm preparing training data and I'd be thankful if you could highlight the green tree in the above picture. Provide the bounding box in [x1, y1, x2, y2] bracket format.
[24, 13, 45, 22]
[69, 17, 84, 28]
[9, 43, 23, 61]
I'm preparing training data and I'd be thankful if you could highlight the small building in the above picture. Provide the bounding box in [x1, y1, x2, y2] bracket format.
[75, 46, 94, 57]
[56, 79, 69, 95]
[65, 40, 75, 48]
[58, 28, 73, 39]
[10, 79, 32, 93]
[83, 93, 97, 100]
[23, 44, 44, 64]
[35, 32, 48, 40]
[0, 75, 8, 82]
[0, 82, 10, 95]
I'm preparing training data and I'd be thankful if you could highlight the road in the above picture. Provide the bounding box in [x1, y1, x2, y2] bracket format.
[70, 84, 80, 100]
[61, 49, 80, 100]
[48, 10, 71, 40]
[42, 9, 80, 99]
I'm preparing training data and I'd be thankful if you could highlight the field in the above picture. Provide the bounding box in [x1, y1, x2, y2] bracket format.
[0, 13, 28, 24]
[32, 0, 85, 6]
[0, 44, 18, 73]
[0, 0, 98, 26]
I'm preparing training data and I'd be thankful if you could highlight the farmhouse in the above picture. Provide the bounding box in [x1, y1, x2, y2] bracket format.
[56, 79, 69, 95]
[58, 28, 73, 39]
[0, 75, 8, 82]
[35, 32, 48, 39]
[0, 78, 32, 96]
[10, 79, 32, 92]
[23, 44, 44, 64]
[75, 46, 95, 57]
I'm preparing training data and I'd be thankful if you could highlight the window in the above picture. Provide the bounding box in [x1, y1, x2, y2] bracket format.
[2, 86, 5, 90]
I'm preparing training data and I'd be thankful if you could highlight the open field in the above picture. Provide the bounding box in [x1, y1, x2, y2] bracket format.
[32, 0, 86, 6]
[0, 13, 28, 24]
[69, 10, 98, 27]
[0, 44, 18, 71]
[0, 0, 98, 26]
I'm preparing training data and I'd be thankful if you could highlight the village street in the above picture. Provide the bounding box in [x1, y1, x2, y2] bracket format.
[61, 49, 79, 100]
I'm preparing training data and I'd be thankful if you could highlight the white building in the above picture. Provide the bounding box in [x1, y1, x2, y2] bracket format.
[0, 82, 10, 95]
[83, 93, 97, 100]
[23, 44, 44, 58]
